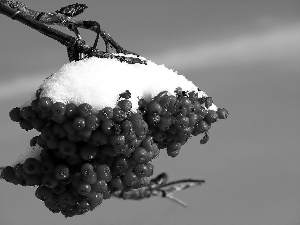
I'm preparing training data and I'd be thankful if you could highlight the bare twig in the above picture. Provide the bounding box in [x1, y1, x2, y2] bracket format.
[0, 0, 147, 64]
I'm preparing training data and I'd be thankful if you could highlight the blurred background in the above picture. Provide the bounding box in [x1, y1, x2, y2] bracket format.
[0, 0, 300, 225]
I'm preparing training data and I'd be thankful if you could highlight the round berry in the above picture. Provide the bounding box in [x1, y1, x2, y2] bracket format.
[9, 107, 22, 122]
[82, 171, 97, 184]
[19, 120, 33, 131]
[121, 120, 133, 134]
[205, 110, 219, 123]
[101, 120, 114, 135]
[132, 147, 149, 163]
[31, 118, 47, 131]
[41, 160, 55, 174]
[110, 135, 126, 148]
[198, 106, 208, 119]
[122, 171, 138, 187]
[85, 114, 100, 130]
[90, 130, 108, 146]
[81, 163, 94, 175]
[95, 164, 112, 182]
[54, 165, 69, 180]
[217, 108, 229, 119]
[52, 102, 66, 118]
[1, 166, 17, 184]
[42, 175, 58, 188]
[91, 180, 108, 193]
[118, 99, 132, 112]
[38, 97, 53, 112]
[63, 120, 76, 134]
[113, 108, 126, 122]
[188, 113, 199, 128]
[23, 158, 40, 174]
[88, 192, 103, 209]
[147, 101, 162, 114]
[77, 182, 92, 196]
[65, 103, 78, 118]
[14, 163, 27, 180]
[145, 163, 154, 177]
[193, 120, 211, 135]
[73, 117, 85, 130]
[109, 176, 123, 191]
[51, 183, 66, 194]
[20, 106, 37, 121]
[112, 156, 129, 175]
[133, 164, 148, 178]
[147, 113, 161, 125]
[78, 103, 93, 117]
[98, 107, 113, 120]
[78, 200, 90, 213]
[25, 174, 41, 186]
[35, 186, 53, 202]
[79, 145, 97, 161]
[102, 190, 112, 200]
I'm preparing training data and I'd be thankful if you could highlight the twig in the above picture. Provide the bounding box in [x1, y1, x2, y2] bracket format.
[0, 0, 147, 64]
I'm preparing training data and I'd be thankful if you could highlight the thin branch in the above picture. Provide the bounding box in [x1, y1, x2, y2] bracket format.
[0, 0, 147, 64]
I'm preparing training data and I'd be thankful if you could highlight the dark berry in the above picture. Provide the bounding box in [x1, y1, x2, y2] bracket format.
[110, 135, 126, 149]
[101, 120, 114, 135]
[30, 136, 38, 147]
[85, 114, 99, 130]
[9, 107, 22, 122]
[19, 120, 33, 131]
[217, 108, 229, 119]
[87, 192, 103, 209]
[109, 176, 123, 191]
[77, 182, 92, 196]
[89, 130, 108, 146]
[31, 118, 47, 131]
[52, 102, 66, 117]
[121, 120, 133, 134]
[95, 165, 111, 182]
[112, 156, 129, 175]
[78, 103, 93, 117]
[147, 101, 162, 114]
[54, 165, 69, 180]
[35, 186, 53, 202]
[98, 107, 113, 120]
[73, 117, 85, 130]
[41, 160, 55, 174]
[118, 99, 132, 112]
[51, 183, 66, 194]
[23, 158, 40, 174]
[42, 175, 59, 188]
[63, 120, 76, 134]
[20, 106, 37, 121]
[38, 97, 53, 112]
[133, 164, 148, 178]
[132, 147, 149, 163]
[1, 166, 17, 184]
[193, 120, 211, 135]
[91, 180, 108, 193]
[65, 103, 78, 118]
[79, 145, 97, 161]
[81, 163, 94, 175]
[82, 171, 97, 184]
[113, 108, 126, 122]
[122, 171, 138, 187]
[205, 110, 219, 123]
[25, 174, 41, 186]
[147, 113, 161, 125]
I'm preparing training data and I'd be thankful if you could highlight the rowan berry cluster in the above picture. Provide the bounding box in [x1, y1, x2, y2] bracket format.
[1, 88, 228, 217]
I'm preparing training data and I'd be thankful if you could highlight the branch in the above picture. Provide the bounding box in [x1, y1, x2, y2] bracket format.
[0, 0, 147, 64]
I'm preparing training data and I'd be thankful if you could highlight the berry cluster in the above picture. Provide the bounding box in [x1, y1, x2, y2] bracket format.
[1, 88, 228, 217]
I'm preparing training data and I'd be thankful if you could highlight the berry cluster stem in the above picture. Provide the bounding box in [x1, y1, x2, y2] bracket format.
[0, 0, 147, 64]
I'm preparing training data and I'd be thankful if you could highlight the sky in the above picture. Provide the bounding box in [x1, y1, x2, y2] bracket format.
[0, 0, 300, 225]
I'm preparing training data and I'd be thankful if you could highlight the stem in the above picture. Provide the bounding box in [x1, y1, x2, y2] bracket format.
[0, 0, 147, 64]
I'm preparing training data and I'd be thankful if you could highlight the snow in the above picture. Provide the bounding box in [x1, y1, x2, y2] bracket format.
[22, 55, 215, 112]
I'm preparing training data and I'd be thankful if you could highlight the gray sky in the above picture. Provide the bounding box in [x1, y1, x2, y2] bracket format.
[0, 1, 300, 225]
